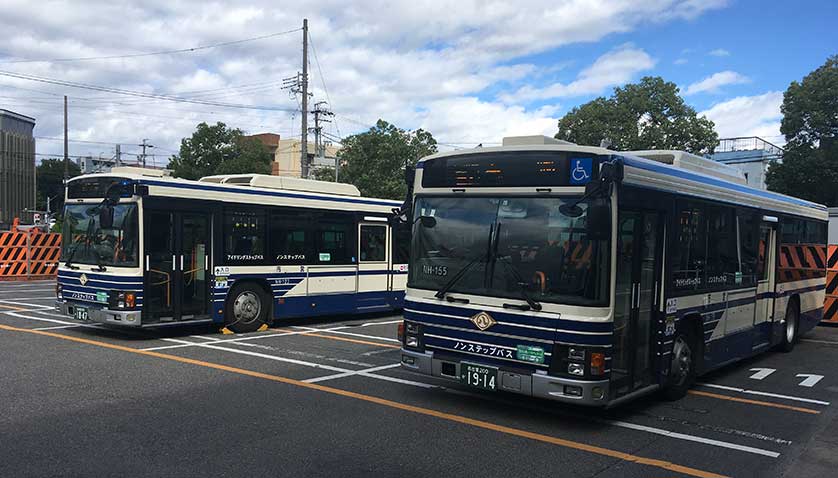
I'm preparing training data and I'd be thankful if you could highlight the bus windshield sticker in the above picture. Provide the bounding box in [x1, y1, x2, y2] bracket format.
[96, 291, 108, 303]
[666, 298, 677, 314]
[516, 345, 545, 364]
[319, 253, 331, 262]
[569, 157, 593, 185]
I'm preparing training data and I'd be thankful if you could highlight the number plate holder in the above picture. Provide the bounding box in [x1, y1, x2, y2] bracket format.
[459, 363, 498, 391]
[74, 307, 89, 321]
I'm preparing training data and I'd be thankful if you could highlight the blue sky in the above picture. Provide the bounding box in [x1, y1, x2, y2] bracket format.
[0, 0, 836, 160]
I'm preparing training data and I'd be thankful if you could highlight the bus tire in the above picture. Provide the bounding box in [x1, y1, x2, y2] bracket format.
[225, 283, 271, 333]
[661, 328, 697, 401]
[778, 300, 799, 353]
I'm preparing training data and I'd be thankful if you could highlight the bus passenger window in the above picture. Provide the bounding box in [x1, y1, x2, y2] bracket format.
[361, 225, 387, 262]
[224, 210, 265, 263]
[671, 203, 707, 292]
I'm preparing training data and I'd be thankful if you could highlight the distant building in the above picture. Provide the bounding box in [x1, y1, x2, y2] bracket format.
[707, 136, 783, 190]
[0, 109, 36, 227]
[77, 155, 118, 174]
[246, 133, 340, 177]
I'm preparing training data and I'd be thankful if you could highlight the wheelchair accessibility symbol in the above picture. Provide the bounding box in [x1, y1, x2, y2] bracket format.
[569, 157, 592, 185]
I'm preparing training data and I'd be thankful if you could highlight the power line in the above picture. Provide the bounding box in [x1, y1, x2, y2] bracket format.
[308, 31, 341, 139]
[0, 27, 302, 64]
[0, 69, 298, 112]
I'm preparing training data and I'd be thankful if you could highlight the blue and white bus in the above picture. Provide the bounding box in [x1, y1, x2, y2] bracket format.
[55, 168, 409, 332]
[398, 136, 827, 406]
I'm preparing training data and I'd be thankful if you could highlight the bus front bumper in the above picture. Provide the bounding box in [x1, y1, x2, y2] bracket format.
[400, 349, 610, 406]
[55, 300, 143, 327]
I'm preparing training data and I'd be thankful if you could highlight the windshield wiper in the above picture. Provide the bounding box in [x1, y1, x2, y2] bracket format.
[495, 256, 542, 312]
[93, 252, 107, 272]
[435, 224, 494, 299]
[64, 246, 80, 270]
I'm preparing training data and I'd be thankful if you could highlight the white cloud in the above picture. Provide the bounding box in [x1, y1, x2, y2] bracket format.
[708, 48, 730, 57]
[498, 45, 656, 103]
[683, 70, 749, 95]
[0, 0, 729, 159]
[674, 58, 688, 65]
[700, 91, 783, 140]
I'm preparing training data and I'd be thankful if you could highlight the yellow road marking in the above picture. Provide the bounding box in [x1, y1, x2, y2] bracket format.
[302, 332, 400, 349]
[0, 323, 727, 478]
[688, 390, 820, 415]
[0, 303, 29, 311]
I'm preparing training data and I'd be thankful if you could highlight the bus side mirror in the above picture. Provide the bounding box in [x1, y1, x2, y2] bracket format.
[99, 205, 115, 229]
[586, 199, 610, 241]
[600, 160, 623, 184]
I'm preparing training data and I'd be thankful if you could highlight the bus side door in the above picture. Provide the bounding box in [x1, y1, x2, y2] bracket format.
[754, 222, 777, 327]
[357, 223, 389, 294]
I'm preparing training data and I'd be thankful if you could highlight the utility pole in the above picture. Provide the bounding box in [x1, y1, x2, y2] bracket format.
[138, 139, 153, 168]
[63, 95, 68, 179]
[115, 144, 121, 167]
[300, 18, 310, 178]
[310, 101, 334, 179]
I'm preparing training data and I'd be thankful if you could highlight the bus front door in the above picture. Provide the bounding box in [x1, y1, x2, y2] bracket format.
[144, 210, 210, 322]
[611, 209, 663, 397]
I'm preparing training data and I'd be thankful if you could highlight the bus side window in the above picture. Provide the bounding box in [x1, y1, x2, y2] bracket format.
[360, 225, 387, 262]
[671, 201, 707, 292]
[314, 213, 355, 265]
[223, 209, 266, 263]
[270, 213, 312, 264]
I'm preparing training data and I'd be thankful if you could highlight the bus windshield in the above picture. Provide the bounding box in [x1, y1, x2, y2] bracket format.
[61, 203, 140, 268]
[409, 196, 610, 306]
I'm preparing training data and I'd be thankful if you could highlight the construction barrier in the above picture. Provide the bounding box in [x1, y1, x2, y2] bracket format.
[824, 245, 838, 324]
[0, 220, 61, 281]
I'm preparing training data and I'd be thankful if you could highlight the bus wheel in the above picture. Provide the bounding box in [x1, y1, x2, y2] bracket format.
[225, 284, 270, 333]
[662, 330, 696, 401]
[778, 301, 799, 353]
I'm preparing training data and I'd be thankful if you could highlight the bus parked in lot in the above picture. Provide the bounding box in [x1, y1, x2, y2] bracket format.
[398, 136, 827, 406]
[55, 168, 409, 332]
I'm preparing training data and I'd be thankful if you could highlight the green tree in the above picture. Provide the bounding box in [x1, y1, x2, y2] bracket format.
[556, 76, 719, 154]
[36, 158, 81, 213]
[766, 55, 838, 205]
[312, 119, 437, 199]
[168, 122, 272, 179]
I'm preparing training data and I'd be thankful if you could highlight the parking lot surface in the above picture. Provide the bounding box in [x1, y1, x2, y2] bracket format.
[2, 280, 838, 477]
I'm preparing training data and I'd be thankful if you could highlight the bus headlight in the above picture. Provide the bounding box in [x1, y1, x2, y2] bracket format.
[406, 336, 419, 347]
[56, 283, 63, 299]
[567, 363, 585, 376]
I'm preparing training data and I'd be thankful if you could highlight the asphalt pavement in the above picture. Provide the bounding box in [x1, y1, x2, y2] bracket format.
[2, 279, 838, 478]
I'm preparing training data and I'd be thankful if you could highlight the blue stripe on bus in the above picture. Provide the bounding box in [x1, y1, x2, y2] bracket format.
[138, 179, 401, 208]
[405, 299, 612, 333]
[422, 331, 551, 367]
[58, 271, 143, 284]
[404, 309, 555, 341]
[676, 284, 826, 317]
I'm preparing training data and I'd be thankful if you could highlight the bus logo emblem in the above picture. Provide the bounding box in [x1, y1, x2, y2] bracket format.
[79, 274, 89, 286]
[471, 312, 496, 331]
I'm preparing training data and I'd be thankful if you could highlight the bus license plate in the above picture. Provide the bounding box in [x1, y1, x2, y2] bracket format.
[74, 307, 88, 321]
[460, 364, 497, 391]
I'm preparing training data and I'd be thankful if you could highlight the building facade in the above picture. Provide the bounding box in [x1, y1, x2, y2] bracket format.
[0, 109, 36, 227]
[246, 133, 340, 178]
[708, 136, 783, 190]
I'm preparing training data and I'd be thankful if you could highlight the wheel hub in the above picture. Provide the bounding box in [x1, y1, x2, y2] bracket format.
[234, 292, 261, 324]
[671, 337, 692, 386]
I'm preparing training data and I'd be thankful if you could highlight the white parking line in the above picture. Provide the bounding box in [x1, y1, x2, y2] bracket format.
[608, 420, 780, 458]
[189, 335, 222, 341]
[33, 324, 84, 331]
[142, 319, 402, 351]
[698, 383, 831, 406]
[2, 311, 101, 329]
[292, 326, 400, 343]
[801, 339, 838, 346]
[154, 338, 436, 389]
[0, 289, 56, 293]
[305, 363, 403, 383]
[358, 319, 402, 327]
[0, 300, 52, 310]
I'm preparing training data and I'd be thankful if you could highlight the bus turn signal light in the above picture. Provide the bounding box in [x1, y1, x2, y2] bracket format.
[125, 293, 135, 309]
[397, 322, 405, 343]
[590, 352, 605, 376]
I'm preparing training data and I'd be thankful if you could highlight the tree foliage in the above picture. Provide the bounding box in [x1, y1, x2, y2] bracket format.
[312, 119, 437, 199]
[556, 76, 719, 154]
[766, 55, 838, 206]
[168, 122, 272, 180]
[36, 158, 81, 213]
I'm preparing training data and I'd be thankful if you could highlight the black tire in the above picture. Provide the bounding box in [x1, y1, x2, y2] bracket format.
[224, 283, 271, 333]
[661, 328, 697, 401]
[778, 301, 799, 353]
